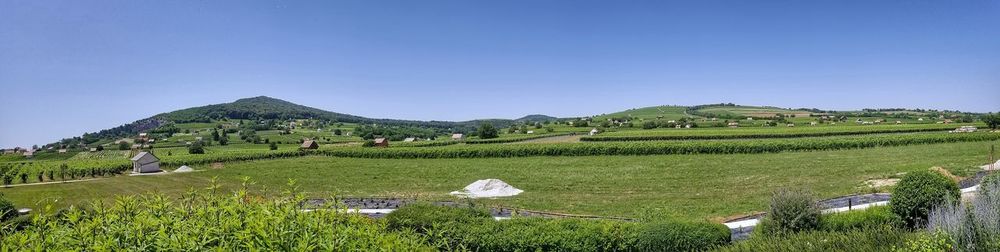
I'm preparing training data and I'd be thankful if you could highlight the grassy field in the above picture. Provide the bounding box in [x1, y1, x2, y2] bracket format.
[5, 140, 996, 222]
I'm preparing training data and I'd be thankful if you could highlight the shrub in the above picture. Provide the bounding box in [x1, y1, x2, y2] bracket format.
[361, 140, 376, 147]
[384, 203, 491, 232]
[718, 226, 908, 252]
[927, 181, 1000, 251]
[635, 221, 731, 251]
[820, 206, 903, 231]
[759, 189, 821, 234]
[2, 215, 32, 231]
[187, 141, 205, 154]
[0, 195, 14, 222]
[893, 231, 954, 252]
[389, 203, 729, 251]
[891, 170, 960, 228]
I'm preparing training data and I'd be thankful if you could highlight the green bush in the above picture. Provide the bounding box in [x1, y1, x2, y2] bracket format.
[0, 195, 14, 222]
[384, 203, 491, 232]
[759, 189, 821, 234]
[820, 206, 902, 231]
[636, 221, 731, 251]
[388, 203, 729, 251]
[449, 218, 641, 251]
[2, 215, 32, 231]
[717, 226, 908, 252]
[890, 170, 960, 228]
[892, 231, 954, 252]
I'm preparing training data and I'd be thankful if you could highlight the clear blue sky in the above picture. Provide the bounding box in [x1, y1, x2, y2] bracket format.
[1, 0, 999, 148]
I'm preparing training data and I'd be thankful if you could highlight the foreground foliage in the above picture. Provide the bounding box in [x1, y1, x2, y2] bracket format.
[0, 179, 430, 251]
[890, 170, 961, 228]
[717, 226, 910, 252]
[927, 175, 1000, 251]
[386, 203, 731, 251]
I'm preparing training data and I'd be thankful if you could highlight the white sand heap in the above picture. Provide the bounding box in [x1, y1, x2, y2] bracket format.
[450, 179, 523, 198]
[983, 160, 1000, 171]
[174, 165, 194, 173]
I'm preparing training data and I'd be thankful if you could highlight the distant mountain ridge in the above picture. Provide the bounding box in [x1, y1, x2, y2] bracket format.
[65, 96, 558, 146]
[39, 96, 986, 149]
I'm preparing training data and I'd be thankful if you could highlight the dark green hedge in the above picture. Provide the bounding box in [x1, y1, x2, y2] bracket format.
[385, 204, 730, 251]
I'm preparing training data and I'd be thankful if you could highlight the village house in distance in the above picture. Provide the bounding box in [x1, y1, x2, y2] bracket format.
[130, 151, 161, 173]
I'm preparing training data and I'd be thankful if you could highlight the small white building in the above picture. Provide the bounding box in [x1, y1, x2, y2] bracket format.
[589, 128, 599, 136]
[131, 152, 161, 173]
[451, 134, 464, 140]
[810, 122, 818, 126]
[526, 130, 534, 134]
[728, 122, 739, 128]
[403, 137, 416, 142]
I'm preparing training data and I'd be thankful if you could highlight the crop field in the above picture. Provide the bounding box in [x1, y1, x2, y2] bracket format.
[586, 123, 975, 141]
[4, 140, 995, 222]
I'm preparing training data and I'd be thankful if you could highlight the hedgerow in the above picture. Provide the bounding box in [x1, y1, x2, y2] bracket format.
[581, 124, 962, 142]
[317, 132, 1000, 159]
[386, 203, 730, 251]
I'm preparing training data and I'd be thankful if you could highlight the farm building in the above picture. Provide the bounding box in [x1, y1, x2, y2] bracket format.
[300, 140, 319, 149]
[374, 138, 389, 147]
[23, 150, 34, 158]
[787, 124, 795, 127]
[728, 122, 739, 128]
[138, 133, 148, 140]
[58, 149, 67, 153]
[589, 128, 599, 136]
[526, 130, 534, 134]
[131, 144, 143, 149]
[89, 148, 98, 152]
[130, 152, 161, 173]
[452, 134, 464, 140]
[403, 137, 416, 142]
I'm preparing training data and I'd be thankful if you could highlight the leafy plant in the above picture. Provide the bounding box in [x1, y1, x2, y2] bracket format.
[891, 170, 960, 228]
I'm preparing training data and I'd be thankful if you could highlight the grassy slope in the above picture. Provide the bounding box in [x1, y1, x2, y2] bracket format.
[594, 106, 692, 121]
[5, 140, 995, 222]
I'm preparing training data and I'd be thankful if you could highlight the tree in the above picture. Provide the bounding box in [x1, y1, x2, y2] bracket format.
[477, 123, 499, 139]
[334, 129, 343, 136]
[95, 145, 104, 151]
[118, 141, 130, 150]
[269, 142, 278, 150]
[984, 113, 1000, 130]
[188, 141, 205, 154]
[219, 137, 228, 146]
[212, 130, 220, 141]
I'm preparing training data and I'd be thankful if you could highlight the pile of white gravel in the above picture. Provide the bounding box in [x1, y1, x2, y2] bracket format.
[174, 165, 194, 173]
[450, 179, 523, 198]
[982, 160, 1000, 170]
